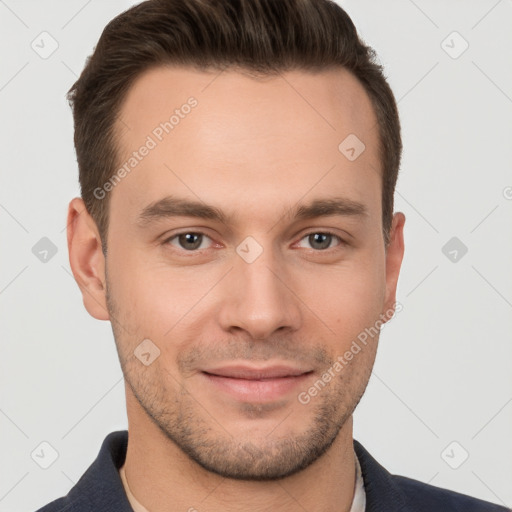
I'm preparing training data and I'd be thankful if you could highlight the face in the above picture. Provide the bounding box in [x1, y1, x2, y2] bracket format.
[71, 65, 405, 481]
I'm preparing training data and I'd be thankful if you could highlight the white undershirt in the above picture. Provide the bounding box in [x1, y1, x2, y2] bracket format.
[350, 452, 366, 512]
[119, 465, 149, 512]
[119, 451, 366, 512]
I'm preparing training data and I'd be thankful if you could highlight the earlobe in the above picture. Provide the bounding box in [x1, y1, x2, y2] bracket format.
[67, 197, 110, 321]
[382, 212, 406, 319]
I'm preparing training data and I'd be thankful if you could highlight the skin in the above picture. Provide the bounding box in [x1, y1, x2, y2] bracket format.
[67, 65, 405, 512]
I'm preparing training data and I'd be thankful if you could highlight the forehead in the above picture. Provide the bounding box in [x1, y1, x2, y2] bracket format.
[111, 65, 382, 228]
[117, 65, 379, 146]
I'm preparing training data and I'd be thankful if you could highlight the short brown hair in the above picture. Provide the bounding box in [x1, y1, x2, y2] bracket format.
[68, 0, 402, 252]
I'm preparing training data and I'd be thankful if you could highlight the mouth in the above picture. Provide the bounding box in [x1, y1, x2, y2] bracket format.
[200, 364, 314, 402]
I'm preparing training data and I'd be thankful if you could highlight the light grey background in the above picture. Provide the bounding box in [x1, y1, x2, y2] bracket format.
[1, 1, 511, 511]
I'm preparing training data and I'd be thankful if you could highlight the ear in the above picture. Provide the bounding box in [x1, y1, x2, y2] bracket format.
[67, 197, 110, 321]
[382, 212, 406, 320]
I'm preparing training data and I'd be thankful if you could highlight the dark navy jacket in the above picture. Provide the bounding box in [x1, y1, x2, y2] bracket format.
[35, 430, 510, 511]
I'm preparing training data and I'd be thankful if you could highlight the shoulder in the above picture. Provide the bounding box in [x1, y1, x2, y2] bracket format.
[353, 439, 510, 512]
[393, 474, 510, 512]
[32, 431, 130, 512]
[33, 494, 91, 512]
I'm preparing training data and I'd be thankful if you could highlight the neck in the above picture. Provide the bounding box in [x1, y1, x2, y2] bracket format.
[122, 387, 357, 512]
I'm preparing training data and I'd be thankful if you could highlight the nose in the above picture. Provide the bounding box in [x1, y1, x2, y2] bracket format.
[217, 245, 302, 340]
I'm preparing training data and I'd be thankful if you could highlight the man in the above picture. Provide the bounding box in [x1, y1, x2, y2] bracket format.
[36, 0, 509, 510]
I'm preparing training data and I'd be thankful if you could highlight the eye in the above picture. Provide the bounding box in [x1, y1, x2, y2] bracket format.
[296, 231, 345, 251]
[162, 230, 346, 254]
[164, 232, 213, 251]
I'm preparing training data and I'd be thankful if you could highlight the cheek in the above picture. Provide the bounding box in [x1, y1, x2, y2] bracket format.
[298, 253, 386, 339]
[109, 254, 218, 351]
[106, 249, 168, 339]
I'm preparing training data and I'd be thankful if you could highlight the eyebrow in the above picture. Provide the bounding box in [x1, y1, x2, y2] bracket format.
[136, 195, 368, 227]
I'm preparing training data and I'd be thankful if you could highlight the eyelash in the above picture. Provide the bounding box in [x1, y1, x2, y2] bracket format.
[162, 230, 347, 254]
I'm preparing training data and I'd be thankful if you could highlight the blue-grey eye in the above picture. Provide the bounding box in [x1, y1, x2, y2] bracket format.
[298, 232, 342, 251]
[178, 233, 203, 250]
[166, 232, 212, 251]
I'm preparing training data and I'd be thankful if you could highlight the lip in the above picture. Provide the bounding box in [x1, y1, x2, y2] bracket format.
[202, 364, 311, 379]
[200, 364, 314, 402]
